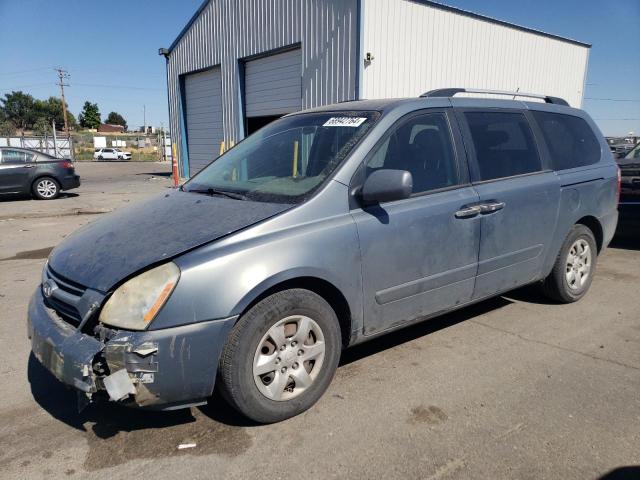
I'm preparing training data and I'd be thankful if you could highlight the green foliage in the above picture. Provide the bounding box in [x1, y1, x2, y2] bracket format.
[35, 97, 77, 131]
[33, 117, 52, 136]
[78, 101, 101, 129]
[0, 120, 16, 136]
[0, 91, 76, 132]
[1, 91, 37, 130]
[106, 111, 127, 130]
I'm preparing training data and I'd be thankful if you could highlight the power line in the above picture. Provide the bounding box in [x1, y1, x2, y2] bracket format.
[0, 83, 54, 90]
[73, 82, 164, 91]
[0, 67, 52, 77]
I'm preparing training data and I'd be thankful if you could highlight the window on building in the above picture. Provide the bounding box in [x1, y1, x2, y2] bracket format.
[532, 111, 601, 170]
[365, 113, 459, 195]
[464, 111, 542, 181]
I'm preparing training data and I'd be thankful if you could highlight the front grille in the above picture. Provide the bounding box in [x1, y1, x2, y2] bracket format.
[44, 266, 87, 327]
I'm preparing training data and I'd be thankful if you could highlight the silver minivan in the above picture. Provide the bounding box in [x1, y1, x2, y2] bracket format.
[28, 90, 619, 423]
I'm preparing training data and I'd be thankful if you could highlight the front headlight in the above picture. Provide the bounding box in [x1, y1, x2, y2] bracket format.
[99, 262, 180, 330]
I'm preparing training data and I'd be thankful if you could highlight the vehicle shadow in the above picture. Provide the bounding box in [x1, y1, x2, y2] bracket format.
[27, 354, 198, 435]
[597, 466, 640, 480]
[610, 215, 640, 251]
[340, 296, 512, 366]
[135, 171, 172, 178]
[28, 295, 515, 431]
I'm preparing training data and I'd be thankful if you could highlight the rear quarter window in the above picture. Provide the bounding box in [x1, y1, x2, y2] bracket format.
[532, 112, 601, 170]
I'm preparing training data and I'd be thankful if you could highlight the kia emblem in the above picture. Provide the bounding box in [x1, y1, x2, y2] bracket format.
[42, 279, 58, 299]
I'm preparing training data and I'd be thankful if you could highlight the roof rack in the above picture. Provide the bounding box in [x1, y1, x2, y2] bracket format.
[420, 88, 569, 106]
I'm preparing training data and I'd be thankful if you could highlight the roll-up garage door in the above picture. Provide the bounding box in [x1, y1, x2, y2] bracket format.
[244, 48, 302, 118]
[184, 68, 223, 175]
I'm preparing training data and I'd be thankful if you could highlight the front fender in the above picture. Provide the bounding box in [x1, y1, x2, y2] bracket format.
[150, 207, 364, 333]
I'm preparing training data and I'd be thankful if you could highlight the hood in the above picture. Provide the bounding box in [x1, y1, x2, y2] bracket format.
[48, 189, 291, 291]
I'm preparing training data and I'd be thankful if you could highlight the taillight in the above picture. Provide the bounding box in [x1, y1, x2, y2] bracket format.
[60, 160, 73, 169]
[616, 165, 621, 204]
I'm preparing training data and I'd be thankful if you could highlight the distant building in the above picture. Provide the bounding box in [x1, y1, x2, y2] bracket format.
[98, 124, 125, 133]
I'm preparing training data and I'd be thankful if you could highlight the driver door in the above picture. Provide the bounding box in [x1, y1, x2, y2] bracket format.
[351, 110, 481, 335]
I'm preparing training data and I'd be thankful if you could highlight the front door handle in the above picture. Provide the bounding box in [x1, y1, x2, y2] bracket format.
[479, 201, 505, 214]
[23, 164, 35, 168]
[455, 205, 482, 218]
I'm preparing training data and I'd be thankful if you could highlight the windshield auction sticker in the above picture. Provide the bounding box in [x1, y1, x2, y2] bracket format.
[323, 117, 368, 127]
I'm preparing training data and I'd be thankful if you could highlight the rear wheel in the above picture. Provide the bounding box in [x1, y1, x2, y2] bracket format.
[541, 224, 597, 303]
[32, 177, 60, 200]
[218, 289, 341, 423]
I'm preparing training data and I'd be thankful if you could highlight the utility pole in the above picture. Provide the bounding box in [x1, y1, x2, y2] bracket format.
[143, 104, 146, 134]
[55, 68, 70, 134]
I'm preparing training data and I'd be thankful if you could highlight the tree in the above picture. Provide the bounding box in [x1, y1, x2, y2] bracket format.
[0, 91, 36, 130]
[106, 111, 127, 130]
[0, 120, 15, 136]
[33, 117, 52, 136]
[78, 101, 101, 129]
[36, 97, 76, 131]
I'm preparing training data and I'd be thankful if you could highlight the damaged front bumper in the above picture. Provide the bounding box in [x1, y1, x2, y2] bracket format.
[27, 289, 237, 410]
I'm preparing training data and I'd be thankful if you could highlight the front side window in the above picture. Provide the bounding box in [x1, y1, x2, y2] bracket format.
[365, 112, 459, 194]
[532, 111, 601, 170]
[184, 111, 379, 203]
[464, 111, 542, 181]
[1, 149, 27, 164]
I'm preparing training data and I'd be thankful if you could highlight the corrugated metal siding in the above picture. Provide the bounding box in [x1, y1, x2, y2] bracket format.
[166, 0, 358, 178]
[245, 48, 303, 117]
[184, 68, 223, 174]
[361, 0, 589, 107]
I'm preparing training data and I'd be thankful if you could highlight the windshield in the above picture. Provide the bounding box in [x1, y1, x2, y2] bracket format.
[183, 111, 379, 203]
[624, 142, 640, 160]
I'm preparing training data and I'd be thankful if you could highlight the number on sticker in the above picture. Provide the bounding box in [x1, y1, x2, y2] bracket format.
[323, 117, 367, 128]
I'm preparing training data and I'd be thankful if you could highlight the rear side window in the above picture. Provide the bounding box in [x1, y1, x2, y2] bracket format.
[464, 111, 542, 181]
[532, 112, 601, 170]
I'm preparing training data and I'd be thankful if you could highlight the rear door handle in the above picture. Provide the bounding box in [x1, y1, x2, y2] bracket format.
[479, 201, 505, 214]
[455, 205, 482, 218]
[23, 164, 35, 168]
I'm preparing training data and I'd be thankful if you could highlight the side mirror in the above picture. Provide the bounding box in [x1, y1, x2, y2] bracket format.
[361, 169, 413, 206]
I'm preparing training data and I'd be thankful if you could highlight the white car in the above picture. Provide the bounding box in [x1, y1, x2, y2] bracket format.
[94, 148, 132, 161]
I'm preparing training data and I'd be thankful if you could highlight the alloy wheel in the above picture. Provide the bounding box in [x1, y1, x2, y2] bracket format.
[566, 239, 591, 290]
[36, 179, 58, 199]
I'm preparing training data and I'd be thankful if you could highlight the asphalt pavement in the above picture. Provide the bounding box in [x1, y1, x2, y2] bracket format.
[0, 162, 638, 480]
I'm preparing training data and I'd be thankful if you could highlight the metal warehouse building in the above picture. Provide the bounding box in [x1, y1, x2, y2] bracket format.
[161, 0, 590, 177]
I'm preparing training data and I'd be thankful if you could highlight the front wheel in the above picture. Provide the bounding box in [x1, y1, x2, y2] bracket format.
[541, 224, 597, 303]
[218, 289, 341, 423]
[32, 177, 60, 200]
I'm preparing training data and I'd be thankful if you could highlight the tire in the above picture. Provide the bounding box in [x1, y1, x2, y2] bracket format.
[541, 224, 597, 303]
[218, 289, 342, 423]
[98, 155, 103, 161]
[32, 177, 60, 200]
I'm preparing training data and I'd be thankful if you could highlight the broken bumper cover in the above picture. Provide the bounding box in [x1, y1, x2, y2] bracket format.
[28, 289, 238, 409]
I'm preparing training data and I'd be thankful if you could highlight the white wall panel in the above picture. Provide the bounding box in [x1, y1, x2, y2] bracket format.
[361, 0, 589, 107]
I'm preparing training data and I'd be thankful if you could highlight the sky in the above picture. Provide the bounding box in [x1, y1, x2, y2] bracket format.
[0, 0, 638, 135]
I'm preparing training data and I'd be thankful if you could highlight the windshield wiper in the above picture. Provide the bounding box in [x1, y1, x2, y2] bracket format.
[185, 187, 248, 201]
